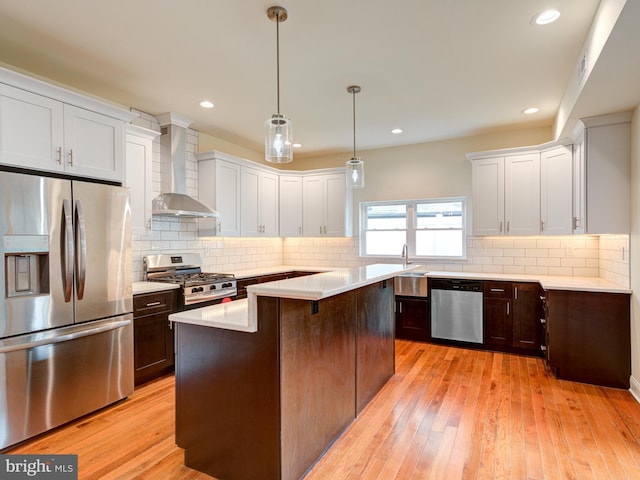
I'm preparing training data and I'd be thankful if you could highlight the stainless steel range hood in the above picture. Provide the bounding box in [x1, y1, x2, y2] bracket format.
[152, 113, 220, 218]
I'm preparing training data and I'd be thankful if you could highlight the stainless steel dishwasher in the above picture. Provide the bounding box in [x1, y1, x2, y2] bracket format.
[430, 279, 484, 344]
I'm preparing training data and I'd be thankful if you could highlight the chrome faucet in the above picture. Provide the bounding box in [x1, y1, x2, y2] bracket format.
[401, 243, 410, 267]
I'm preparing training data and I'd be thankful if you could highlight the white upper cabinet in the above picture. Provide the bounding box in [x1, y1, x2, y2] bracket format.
[471, 153, 540, 236]
[303, 172, 347, 237]
[0, 67, 135, 182]
[63, 104, 125, 182]
[504, 153, 540, 236]
[198, 156, 241, 237]
[125, 125, 159, 237]
[471, 156, 505, 236]
[241, 166, 279, 237]
[198, 150, 349, 238]
[0, 84, 64, 172]
[279, 175, 303, 237]
[572, 112, 631, 234]
[540, 144, 573, 235]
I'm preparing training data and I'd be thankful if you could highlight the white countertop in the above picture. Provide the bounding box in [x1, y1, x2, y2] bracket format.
[246, 264, 419, 301]
[424, 270, 630, 294]
[232, 265, 338, 279]
[132, 281, 180, 295]
[169, 299, 253, 333]
[171, 264, 418, 333]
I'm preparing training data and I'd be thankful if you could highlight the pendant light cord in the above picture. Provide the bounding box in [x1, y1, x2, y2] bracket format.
[352, 90, 356, 157]
[276, 12, 281, 115]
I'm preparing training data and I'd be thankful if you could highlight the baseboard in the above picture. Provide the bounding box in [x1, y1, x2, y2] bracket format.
[630, 375, 640, 404]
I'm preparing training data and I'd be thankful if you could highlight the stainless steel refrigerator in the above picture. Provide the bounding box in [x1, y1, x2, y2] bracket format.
[0, 170, 133, 450]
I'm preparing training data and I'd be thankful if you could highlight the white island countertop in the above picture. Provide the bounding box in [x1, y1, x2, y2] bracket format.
[170, 264, 418, 333]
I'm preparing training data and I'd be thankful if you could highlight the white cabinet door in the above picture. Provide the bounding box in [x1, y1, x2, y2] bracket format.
[302, 172, 346, 237]
[125, 128, 157, 237]
[472, 157, 504, 236]
[279, 175, 303, 237]
[505, 153, 540, 235]
[0, 83, 64, 172]
[324, 172, 346, 237]
[260, 171, 279, 236]
[303, 175, 325, 236]
[540, 145, 572, 235]
[241, 167, 261, 236]
[63, 105, 125, 182]
[241, 167, 279, 237]
[583, 121, 631, 234]
[199, 159, 241, 236]
[572, 134, 586, 234]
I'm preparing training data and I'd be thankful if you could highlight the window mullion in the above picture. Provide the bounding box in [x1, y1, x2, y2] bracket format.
[407, 204, 417, 256]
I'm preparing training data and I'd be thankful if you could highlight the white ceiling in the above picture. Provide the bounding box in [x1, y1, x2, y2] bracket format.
[1, 0, 636, 159]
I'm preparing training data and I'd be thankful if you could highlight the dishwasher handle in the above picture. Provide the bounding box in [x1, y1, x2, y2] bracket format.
[431, 278, 483, 292]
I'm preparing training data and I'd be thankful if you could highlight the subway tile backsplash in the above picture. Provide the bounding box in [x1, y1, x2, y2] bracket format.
[129, 110, 629, 288]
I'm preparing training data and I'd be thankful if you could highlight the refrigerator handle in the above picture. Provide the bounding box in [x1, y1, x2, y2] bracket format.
[62, 199, 74, 302]
[75, 200, 87, 300]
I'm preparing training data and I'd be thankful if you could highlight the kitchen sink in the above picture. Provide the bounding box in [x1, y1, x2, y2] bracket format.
[394, 272, 429, 297]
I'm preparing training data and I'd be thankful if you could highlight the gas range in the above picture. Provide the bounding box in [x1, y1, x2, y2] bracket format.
[143, 253, 237, 309]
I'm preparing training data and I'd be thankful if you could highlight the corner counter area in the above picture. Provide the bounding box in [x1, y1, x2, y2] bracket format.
[170, 264, 416, 480]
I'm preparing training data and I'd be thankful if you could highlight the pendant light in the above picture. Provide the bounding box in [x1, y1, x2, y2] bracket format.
[346, 85, 364, 188]
[265, 6, 293, 163]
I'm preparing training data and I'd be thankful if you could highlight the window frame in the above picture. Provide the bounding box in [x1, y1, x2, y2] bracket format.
[359, 196, 467, 260]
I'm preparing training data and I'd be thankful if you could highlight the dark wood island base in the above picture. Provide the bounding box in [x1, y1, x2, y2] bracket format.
[174, 279, 395, 480]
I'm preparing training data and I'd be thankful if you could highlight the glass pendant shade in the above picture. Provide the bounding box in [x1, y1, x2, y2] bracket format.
[346, 157, 364, 188]
[265, 113, 293, 163]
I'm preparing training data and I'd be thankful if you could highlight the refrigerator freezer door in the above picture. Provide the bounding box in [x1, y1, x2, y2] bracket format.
[0, 172, 74, 338]
[72, 181, 132, 323]
[0, 314, 134, 449]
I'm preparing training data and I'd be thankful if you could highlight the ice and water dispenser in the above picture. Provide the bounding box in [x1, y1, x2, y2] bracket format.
[4, 235, 50, 298]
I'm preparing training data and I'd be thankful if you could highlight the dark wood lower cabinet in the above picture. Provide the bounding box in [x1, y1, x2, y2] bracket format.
[483, 281, 542, 355]
[547, 289, 630, 389]
[483, 282, 513, 348]
[133, 290, 177, 386]
[512, 282, 542, 352]
[395, 296, 429, 341]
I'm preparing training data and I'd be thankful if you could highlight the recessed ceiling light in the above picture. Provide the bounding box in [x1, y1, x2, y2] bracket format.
[292, 143, 302, 148]
[391, 128, 403, 134]
[523, 107, 539, 115]
[199, 100, 214, 108]
[533, 9, 561, 25]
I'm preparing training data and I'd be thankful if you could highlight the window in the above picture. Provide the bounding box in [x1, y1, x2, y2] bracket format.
[360, 197, 466, 259]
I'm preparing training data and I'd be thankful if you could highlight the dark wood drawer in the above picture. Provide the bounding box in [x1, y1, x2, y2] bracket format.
[484, 281, 513, 298]
[133, 290, 178, 316]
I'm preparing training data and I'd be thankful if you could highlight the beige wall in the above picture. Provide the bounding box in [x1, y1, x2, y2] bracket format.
[630, 105, 640, 397]
[198, 131, 265, 164]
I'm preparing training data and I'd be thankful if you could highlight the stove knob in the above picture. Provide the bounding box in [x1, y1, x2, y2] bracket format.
[210, 285, 217, 290]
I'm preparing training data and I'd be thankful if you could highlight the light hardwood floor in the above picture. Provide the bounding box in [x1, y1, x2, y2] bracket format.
[8, 340, 640, 479]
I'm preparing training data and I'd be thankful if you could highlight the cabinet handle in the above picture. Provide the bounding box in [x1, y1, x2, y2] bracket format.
[218, 222, 222, 233]
[506, 302, 510, 315]
[146, 301, 161, 307]
[298, 226, 302, 235]
[490, 288, 504, 292]
[146, 218, 152, 231]
[324, 225, 327, 235]
[399, 302, 403, 314]
[506, 221, 510, 233]
[514, 286, 518, 300]
[540, 220, 545, 232]
[540, 345, 547, 352]
[68, 149, 73, 166]
[499, 221, 503, 233]
[573, 216, 580, 230]
[57, 146, 62, 164]
[540, 318, 546, 324]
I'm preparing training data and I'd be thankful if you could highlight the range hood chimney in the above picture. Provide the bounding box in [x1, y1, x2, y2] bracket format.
[152, 113, 220, 218]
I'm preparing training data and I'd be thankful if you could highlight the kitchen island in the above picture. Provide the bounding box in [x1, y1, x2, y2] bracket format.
[170, 264, 416, 480]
